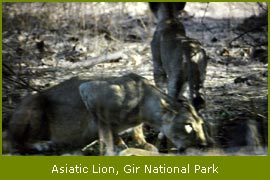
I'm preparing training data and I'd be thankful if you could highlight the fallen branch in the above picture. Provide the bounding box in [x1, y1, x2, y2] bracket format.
[62, 50, 125, 70]
[26, 50, 126, 73]
[228, 24, 267, 47]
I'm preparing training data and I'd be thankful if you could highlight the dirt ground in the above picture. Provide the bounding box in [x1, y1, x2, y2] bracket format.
[2, 2, 268, 155]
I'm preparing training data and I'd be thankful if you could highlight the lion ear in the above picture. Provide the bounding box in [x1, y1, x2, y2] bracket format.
[160, 99, 178, 114]
[160, 99, 177, 123]
[160, 99, 169, 109]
